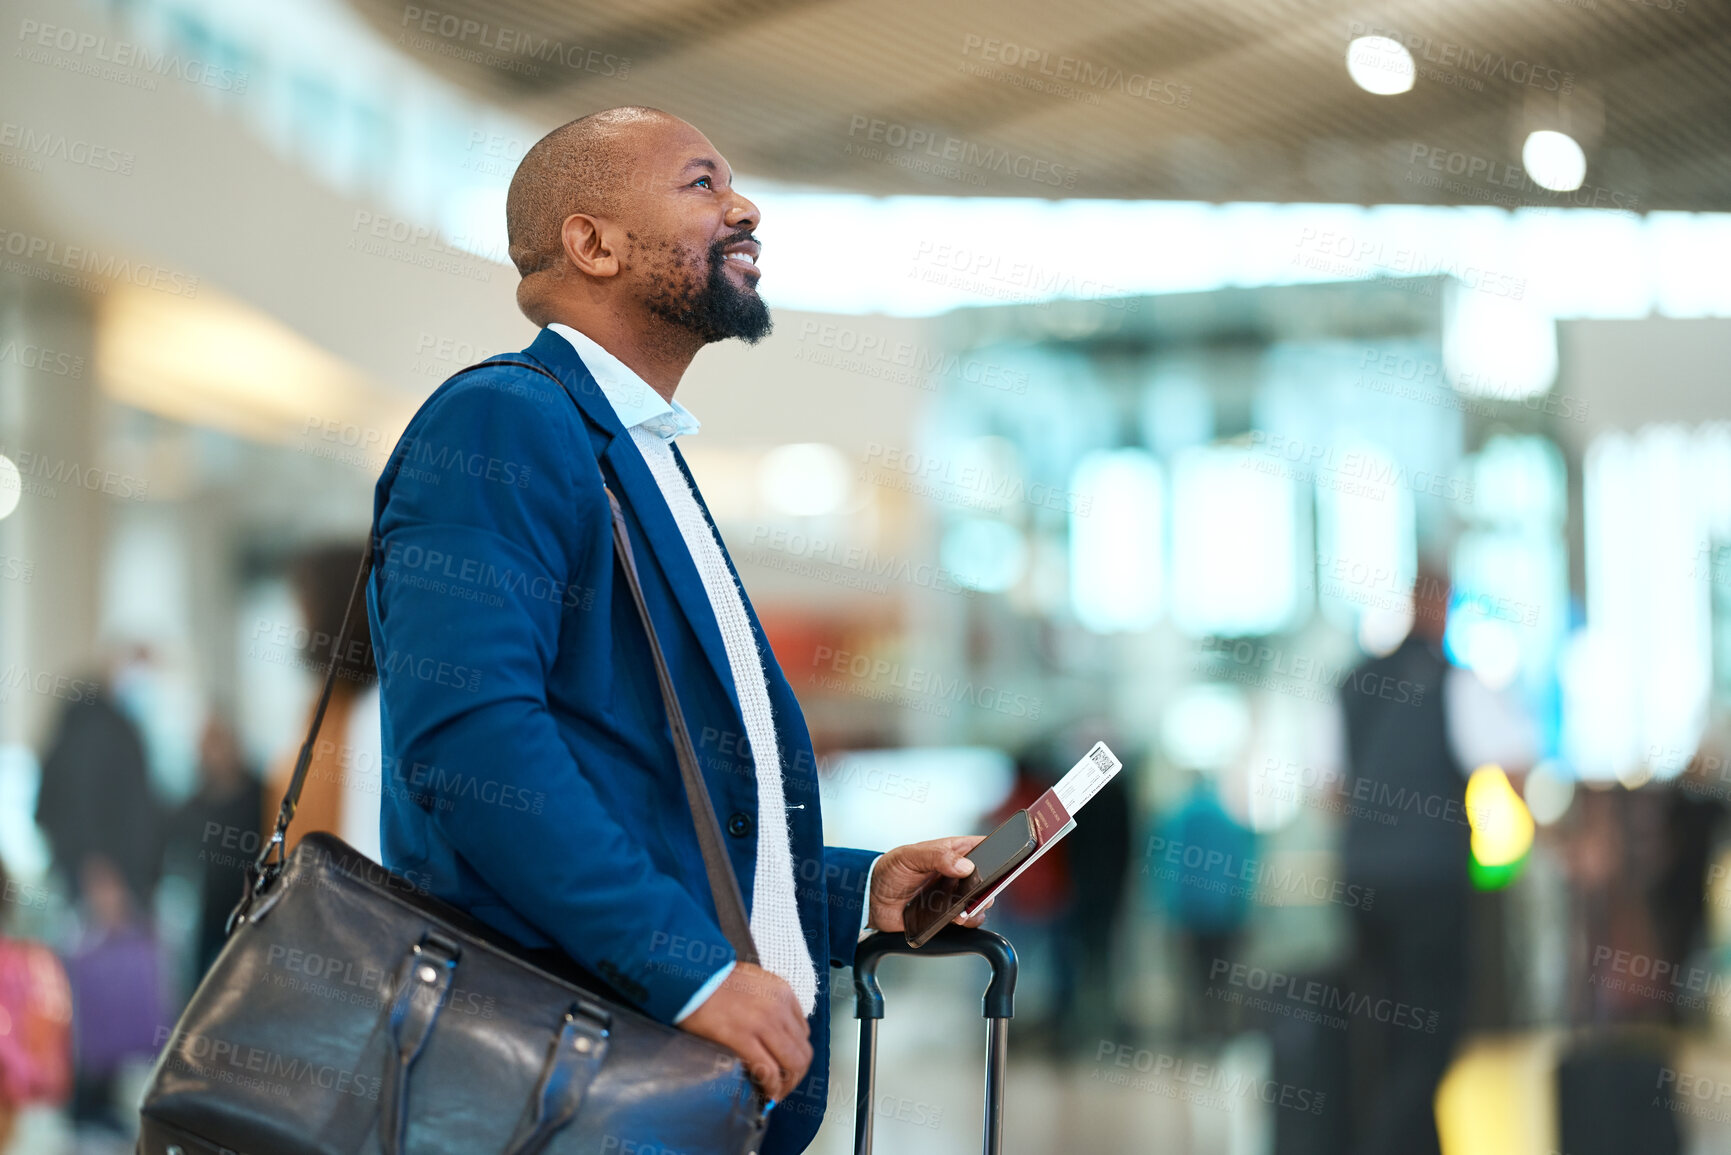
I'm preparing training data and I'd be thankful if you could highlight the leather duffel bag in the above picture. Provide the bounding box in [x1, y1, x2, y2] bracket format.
[138, 830, 768, 1155]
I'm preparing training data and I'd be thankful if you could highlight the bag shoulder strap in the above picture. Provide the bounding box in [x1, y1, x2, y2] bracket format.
[249, 355, 758, 967]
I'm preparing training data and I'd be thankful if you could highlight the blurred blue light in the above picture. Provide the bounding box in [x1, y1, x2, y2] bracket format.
[1069, 449, 1164, 633]
[940, 518, 1028, 593]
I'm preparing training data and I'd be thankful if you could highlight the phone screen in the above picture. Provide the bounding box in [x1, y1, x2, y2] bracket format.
[902, 810, 1036, 946]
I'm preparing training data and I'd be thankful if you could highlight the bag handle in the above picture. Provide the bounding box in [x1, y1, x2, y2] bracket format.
[239, 355, 759, 969]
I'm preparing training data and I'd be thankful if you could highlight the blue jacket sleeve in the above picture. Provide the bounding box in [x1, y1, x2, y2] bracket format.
[823, 846, 881, 967]
[372, 371, 733, 1023]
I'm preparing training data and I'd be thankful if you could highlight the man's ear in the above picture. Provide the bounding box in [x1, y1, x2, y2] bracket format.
[561, 213, 620, 278]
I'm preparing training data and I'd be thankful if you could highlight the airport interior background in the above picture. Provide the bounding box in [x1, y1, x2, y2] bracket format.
[3, 0, 1731, 1151]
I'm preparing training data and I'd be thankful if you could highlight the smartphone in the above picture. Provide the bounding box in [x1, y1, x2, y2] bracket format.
[901, 810, 1037, 948]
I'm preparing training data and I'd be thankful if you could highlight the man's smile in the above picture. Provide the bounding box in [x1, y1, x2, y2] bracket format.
[720, 238, 761, 279]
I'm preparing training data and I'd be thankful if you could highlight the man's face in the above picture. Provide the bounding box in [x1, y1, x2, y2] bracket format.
[620, 120, 770, 344]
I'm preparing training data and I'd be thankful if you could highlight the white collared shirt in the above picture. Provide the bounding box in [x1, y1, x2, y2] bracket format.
[548, 323, 700, 441]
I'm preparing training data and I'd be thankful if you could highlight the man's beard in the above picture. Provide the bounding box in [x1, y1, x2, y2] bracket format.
[641, 233, 772, 344]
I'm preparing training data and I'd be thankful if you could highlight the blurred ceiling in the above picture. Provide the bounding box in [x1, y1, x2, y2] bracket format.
[351, 0, 1730, 210]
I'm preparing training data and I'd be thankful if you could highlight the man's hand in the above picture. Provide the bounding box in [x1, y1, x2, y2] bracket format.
[679, 962, 812, 1102]
[867, 834, 994, 933]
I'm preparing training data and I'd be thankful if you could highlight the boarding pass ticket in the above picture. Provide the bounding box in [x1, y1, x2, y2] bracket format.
[1051, 740, 1123, 814]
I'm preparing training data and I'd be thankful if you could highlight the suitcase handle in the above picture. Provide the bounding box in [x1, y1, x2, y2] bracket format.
[853, 927, 1017, 1020]
[851, 928, 1017, 1155]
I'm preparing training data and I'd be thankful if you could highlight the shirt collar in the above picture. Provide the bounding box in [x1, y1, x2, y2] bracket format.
[548, 322, 701, 442]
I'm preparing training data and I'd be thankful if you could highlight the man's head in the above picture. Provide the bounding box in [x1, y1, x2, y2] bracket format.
[506, 107, 769, 345]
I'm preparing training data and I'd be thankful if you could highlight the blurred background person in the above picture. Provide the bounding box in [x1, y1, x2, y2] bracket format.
[1054, 756, 1133, 1055]
[166, 711, 261, 983]
[34, 660, 163, 921]
[1648, 745, 1729, 1004]
[1001, 732, 1136, 1057]
[1337, 563, 1469, 1155]
[1541, 736, 1730, 1155]
[1337, 562, 1535, 1155]
[1154, 766, 1258, 1044]
[0, 861, 71, 1152]
[62, 857, 166, 1142]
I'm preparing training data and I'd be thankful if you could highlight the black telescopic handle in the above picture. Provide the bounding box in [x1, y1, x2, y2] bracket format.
[853, 927, 1017, 1020]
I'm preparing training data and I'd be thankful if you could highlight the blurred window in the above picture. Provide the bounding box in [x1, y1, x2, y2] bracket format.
[1170, 446, 1304, 637]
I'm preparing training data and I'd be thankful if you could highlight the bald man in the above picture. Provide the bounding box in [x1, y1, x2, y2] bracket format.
[366, 108, 987, 1154]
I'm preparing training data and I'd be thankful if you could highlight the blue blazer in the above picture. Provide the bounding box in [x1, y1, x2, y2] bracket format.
[367, 327, 878, 1154]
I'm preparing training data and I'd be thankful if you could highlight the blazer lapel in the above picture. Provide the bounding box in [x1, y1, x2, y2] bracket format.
[522, 329, 742, 713]
[671, 443, 814, 764]
[599, 437, 741, 711]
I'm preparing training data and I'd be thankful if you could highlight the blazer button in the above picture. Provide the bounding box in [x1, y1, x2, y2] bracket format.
[726, 812, 754, 838]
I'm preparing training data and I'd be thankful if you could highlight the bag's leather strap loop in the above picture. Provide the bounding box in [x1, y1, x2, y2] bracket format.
[379, 933, 460, 1155]
[501, 1003, 612, 1155]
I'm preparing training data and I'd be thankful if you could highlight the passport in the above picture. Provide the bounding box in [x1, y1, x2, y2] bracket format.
[963, 741, 1121, 918]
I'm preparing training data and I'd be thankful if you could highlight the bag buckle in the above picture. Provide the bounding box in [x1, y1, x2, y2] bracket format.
[225, 828, 288, 935]
[411, 932, 462, 975]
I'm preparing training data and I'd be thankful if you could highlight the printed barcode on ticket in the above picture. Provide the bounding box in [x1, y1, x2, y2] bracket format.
[1053, 741, 1121, 813]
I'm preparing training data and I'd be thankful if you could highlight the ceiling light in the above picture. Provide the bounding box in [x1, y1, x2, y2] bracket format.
[1444, 286, 1557, 401]
[1522, 130, 1587, 193]
[1345, 36, 1415, 96]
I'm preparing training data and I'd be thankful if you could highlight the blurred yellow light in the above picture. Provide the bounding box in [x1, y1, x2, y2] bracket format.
[1436, 1034, 1560, 1155]
[1465, 764, 1534, 867]
[96, 282, 414, 449]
